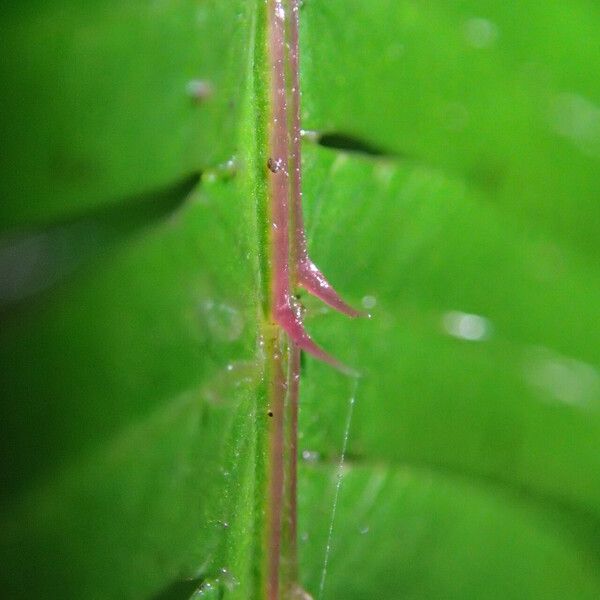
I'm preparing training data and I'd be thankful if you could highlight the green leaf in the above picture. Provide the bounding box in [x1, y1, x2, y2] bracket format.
[1, 1, 265, 598]
[296, 145, 600, 597]
[0, 0, 248, 228]
[2, 1, 600, 599]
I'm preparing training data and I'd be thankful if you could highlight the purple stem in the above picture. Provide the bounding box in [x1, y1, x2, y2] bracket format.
[268, 0, 351, 373]
[287, 0, 363, 318]
[265, 2, 364, 597]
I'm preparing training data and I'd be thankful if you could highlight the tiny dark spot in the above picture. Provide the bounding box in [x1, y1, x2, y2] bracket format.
[267, 157, 281, 173]
[268, 410, 274, 417]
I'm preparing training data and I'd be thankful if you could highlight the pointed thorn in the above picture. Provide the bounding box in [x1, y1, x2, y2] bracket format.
[297, 260, 367, 318]
[274, 304, 359, 377]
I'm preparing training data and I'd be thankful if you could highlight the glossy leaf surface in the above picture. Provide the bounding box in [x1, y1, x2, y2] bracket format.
[2, 1, 600, 599]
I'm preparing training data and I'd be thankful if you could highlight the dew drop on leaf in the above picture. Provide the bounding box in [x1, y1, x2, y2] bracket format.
[301, 450, 320, 463]
[199, 300, 245, 342]
[186, 79, 214, 101]
[361, 295, 377, 310]
[200, 360, 259, 406]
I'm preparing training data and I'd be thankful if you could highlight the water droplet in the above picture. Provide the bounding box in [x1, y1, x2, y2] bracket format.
[201, 157, 237, 185]
[361, 295, 377, 310]
[290, 584, 315, 600]
[275, 2, 285, 21]
[464, 17, 499, 49]
[190, 579, 221, 599]
[200, 300, 244, 342]
[524, 347, 600, 409]
[301, 129, 320, 143]
[442, 310, 492, 341]
[301, 450, 320, 462]
[222, 157, 237, 175]
[200, 360, 260, 406]
[218, 568, 239, 591]
[548, 92, 600, 158]
[186, 79, 214, 101]
[202, 171, 217, 184]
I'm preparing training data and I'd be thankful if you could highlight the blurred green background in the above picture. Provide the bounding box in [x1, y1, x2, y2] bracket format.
[1, 1, 600, 598]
